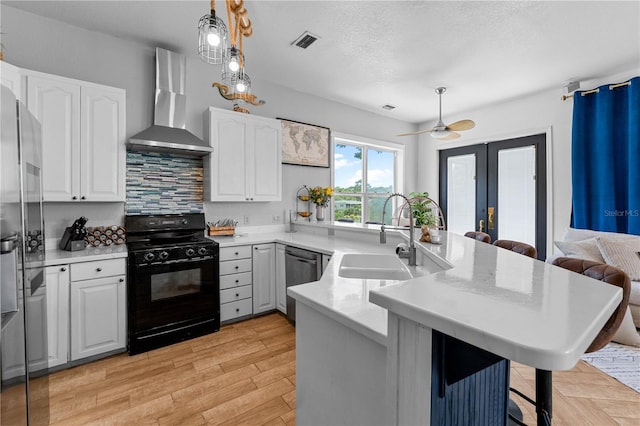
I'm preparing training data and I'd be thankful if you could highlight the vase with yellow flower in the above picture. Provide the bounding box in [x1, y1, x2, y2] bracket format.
[308, 186, 333, 221]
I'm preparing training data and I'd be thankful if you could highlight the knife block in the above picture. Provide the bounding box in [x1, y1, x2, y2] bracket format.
[58, 227, 86, 251]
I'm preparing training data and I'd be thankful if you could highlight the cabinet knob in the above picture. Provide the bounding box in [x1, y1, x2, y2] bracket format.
[236, 308, 240, 312]
[81, 196, 86, 200]
[72, 196, 77, 200]
[235, 279, 239, 283]
[119, 278, 124, 282]
[235, 252, 239, 255]
[96, 267, 102, 272]
[235, 293, 239, 297]
[255, 247, 258, 250]
[235, 266, 239, 270]
[60, 267, 66, 272]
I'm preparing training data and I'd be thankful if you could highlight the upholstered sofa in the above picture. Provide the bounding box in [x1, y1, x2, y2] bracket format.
[547, 227, 640, 346]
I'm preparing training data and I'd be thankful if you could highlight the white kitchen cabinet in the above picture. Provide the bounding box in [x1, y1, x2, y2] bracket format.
[0, 265, 67, 378]
[25, 71, 125, 202]
[0, 61, 21, 99]
[252, 243, 276, 315]
[70, 259, 126, 361]
[275, 243, 287, 314]
[219, 245, 253, 322]
[45, 265, 70, 369]
[205, 107, 282, 202]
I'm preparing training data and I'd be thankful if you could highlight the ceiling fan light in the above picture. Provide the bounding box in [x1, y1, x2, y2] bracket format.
[198, 13, 228, 64]
[431, 128, 451, 139]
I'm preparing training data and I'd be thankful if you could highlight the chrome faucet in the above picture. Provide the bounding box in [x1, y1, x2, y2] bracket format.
[380, 193, 417, 266]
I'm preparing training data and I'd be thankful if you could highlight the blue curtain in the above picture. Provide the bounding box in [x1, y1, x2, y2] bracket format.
[571, 76, 640, 235]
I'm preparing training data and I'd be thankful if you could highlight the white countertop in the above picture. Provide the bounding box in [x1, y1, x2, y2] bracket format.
[369, 232, 622, 371]
[43, 244, 128, 266]
[250, 223, 622, 372]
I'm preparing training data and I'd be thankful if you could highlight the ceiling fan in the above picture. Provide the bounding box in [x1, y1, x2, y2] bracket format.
[398, 87, 475, 140]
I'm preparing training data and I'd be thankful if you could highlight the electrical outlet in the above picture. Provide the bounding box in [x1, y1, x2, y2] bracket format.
[244, 216, 249, 225]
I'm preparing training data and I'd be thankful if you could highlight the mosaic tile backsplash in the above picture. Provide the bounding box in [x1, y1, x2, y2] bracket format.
[126, 151, 204, 215]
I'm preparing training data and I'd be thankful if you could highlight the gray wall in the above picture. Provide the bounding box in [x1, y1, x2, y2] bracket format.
[1, 5, 418, 237]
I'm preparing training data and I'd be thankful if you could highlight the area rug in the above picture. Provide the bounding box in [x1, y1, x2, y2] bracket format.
[581, 342, 640, 393]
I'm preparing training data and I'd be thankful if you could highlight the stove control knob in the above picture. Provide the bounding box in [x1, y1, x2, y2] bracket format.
[159, 251, 169, 260]
[185, 248, 196, 257]
[143, 252, 155, 262]
[198, 247, 208, 256]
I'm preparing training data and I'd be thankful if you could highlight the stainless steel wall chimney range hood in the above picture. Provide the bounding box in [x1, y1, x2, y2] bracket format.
[128, 48, 213, 156]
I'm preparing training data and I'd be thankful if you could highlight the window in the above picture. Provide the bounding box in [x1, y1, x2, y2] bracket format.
[332, 134, 403, 224]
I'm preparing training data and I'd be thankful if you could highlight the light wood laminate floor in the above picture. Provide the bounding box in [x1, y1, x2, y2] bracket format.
[10, 313, 640, 425]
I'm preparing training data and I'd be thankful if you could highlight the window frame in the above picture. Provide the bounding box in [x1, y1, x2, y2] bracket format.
[331, 132, 405, 223]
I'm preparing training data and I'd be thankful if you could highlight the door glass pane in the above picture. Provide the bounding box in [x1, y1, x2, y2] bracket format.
[497, 146, 536, 245]
[334, 195, 362, 222]
[334, 144, 362, 193]
[447, 154, 476, 235]
[366, 149, 394, 193]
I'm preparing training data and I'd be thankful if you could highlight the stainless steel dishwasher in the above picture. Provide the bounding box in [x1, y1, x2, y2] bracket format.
[285, 246, 322, 323]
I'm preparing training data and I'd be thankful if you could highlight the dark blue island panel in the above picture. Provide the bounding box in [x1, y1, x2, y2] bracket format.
[431, 330, 510, 426]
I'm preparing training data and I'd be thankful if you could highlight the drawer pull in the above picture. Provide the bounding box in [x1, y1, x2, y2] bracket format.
[96, 267, 102, 272]
[60, 267, 67, 272]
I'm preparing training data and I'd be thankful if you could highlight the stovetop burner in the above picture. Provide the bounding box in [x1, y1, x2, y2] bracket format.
[125, 213, 218, 263]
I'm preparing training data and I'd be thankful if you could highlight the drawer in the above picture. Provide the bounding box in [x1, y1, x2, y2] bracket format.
[219, 258, 252, 276]
[220, 245, 252, 261]
[220, 285, 252, 304]
[220, 271, 252, 290]
[71, 258, 126, 282]
[221, 298, 253, 322]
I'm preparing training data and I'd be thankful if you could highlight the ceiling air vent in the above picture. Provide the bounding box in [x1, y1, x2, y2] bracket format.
[291, 31, 320, 49]
[382, 104, 396, 110]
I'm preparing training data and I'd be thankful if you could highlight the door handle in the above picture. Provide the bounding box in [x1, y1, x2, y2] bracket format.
[488, 207, 495, 230]
[478, 219, 485, 232]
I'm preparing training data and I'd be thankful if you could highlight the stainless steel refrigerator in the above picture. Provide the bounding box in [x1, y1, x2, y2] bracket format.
[1, 84, 49, 425]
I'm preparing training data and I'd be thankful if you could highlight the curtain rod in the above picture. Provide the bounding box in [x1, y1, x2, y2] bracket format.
[561, 80, 631, 101]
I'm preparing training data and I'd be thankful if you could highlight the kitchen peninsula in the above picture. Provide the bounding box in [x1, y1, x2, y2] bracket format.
[281, 224, 621, 426]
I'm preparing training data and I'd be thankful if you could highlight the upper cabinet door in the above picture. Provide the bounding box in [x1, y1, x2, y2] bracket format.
[27, 74, 81, 201]
[207, 110, 248, 201]
[81, 85, 126, 201]
[249, 119, 282, 201]
[205, 107, 282, 202]
[0, 62, 21, 99]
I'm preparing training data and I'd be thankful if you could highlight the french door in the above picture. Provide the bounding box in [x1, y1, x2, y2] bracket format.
[439, 134, 547, 259]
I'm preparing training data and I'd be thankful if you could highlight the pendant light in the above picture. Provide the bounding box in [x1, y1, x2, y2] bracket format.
[198, 0, 228, 64]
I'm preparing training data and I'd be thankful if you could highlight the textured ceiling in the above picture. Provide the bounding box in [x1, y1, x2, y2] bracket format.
[4, 1, 639, 124]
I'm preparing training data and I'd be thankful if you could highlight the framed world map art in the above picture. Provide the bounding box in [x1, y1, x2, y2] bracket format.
[279, 118, 331, 167]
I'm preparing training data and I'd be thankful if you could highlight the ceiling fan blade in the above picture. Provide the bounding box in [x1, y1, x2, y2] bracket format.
[447, 119, 476, 132]
[440, 132, 461, 141]
[396, 128, 432, 137]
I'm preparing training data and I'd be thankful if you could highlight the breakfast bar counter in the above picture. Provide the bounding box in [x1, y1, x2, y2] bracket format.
[284, 225, 622, 426]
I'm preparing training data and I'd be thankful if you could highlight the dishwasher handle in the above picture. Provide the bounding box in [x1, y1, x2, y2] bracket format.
[285, 246, 321, 262]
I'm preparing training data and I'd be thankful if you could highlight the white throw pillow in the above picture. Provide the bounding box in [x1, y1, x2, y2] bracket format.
[554, 238, 605, 262]
[612, 307, 640, 347]
[563, 227, 640, 243]
[597, 238, 640, 281]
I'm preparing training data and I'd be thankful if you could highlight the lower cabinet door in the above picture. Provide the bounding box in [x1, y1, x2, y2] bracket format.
[46, 265, 70, 368]
[70, 275, 126, 360]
